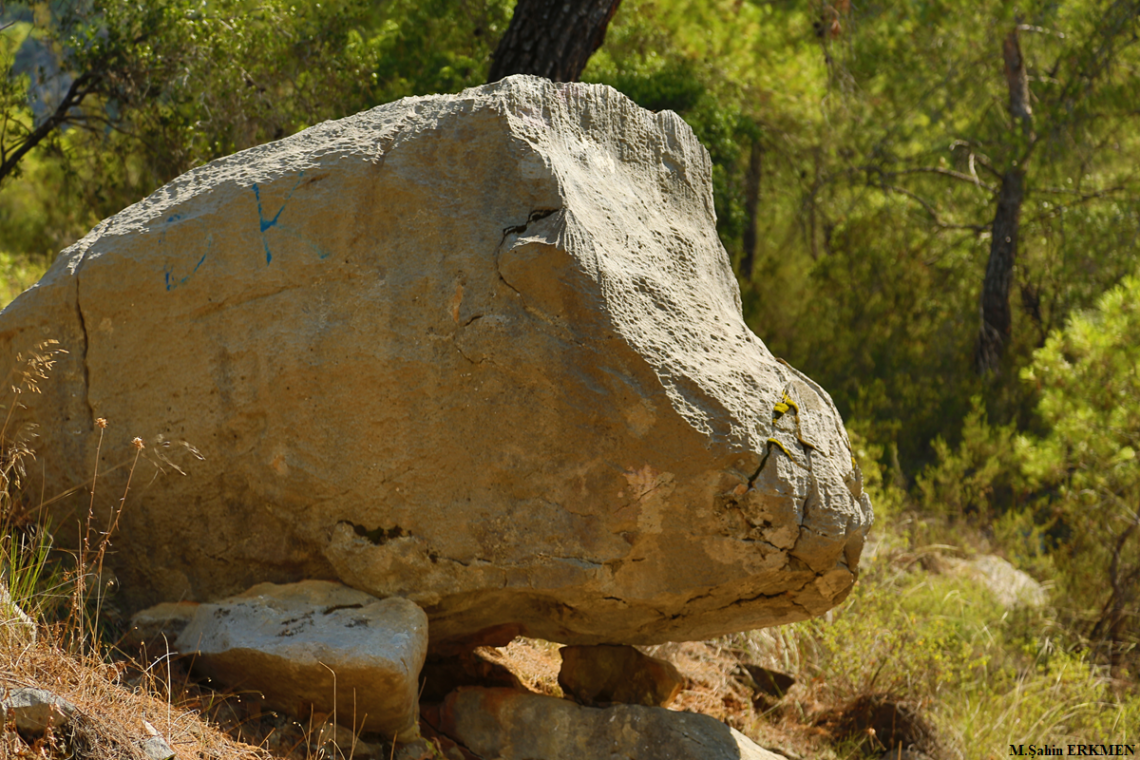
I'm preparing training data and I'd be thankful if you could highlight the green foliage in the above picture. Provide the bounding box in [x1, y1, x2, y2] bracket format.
[0, 252, 46, 308]
[0, 0, 511, 259]
[1018, 274, 1140, 662]
[742, 543, 1139, 755]
[364, 0, 512, 102]
[916, 398, 1023, 523]
[911, 272, 1140, 666]
[848, 424, 906, 523]
[800, 568, 1001, 705]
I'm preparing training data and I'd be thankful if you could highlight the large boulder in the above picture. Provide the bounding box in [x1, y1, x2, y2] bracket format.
[0, 75, 872, 647]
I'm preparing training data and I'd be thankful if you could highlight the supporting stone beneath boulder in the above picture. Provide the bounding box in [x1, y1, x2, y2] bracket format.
[439, 686, 787, 760]
[175, 581, 427, 740]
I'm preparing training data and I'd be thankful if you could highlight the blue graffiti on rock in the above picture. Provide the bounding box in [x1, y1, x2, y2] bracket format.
[252, 171, 305, 264]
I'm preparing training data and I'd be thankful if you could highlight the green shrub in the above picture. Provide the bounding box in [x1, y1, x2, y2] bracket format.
[1018, 274, 1140, 669]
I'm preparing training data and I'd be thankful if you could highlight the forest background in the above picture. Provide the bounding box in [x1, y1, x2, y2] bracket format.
[0, 0, 1138, 754]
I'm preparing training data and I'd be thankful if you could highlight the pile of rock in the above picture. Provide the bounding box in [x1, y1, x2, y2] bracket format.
[3, 76, 873, 757]
[135, 579, 786, 759]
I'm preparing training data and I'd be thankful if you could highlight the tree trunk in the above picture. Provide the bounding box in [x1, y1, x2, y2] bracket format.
[975, 168, 1026, 373]
[1089, 507, 1140, 673]
[488, 0, 623, 83]
[975, 28, 1033, 374]
[740, 137, 762, 279]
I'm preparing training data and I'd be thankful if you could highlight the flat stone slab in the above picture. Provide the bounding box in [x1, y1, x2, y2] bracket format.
[176, 581, 427, 740]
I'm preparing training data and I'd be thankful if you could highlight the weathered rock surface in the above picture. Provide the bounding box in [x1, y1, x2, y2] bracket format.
[558, 644, 683, 707]
[175, 581, 426, 739]
[0, 75, 872, 647]
[127, 601, 200, 646]
[139, 733, 176, 760]
[0, 687, 76, 736]
[439, 686, 786, 760]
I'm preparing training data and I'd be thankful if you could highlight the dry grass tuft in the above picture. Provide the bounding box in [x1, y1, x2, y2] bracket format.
[1, 632, 271, 760]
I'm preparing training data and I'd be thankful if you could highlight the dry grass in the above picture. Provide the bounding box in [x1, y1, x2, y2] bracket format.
[1, 631, 271, 760]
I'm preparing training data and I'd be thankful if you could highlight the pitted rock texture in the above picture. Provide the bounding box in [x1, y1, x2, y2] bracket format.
[0, 75, 872, 647]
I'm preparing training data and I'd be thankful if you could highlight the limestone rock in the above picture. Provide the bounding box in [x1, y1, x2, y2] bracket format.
[126, 601, 200, 646]
[0, 75, 872, 647]
[0, 687, 76, 736]
[139, 735, 176, 760]
[175, 580, 427, 740]
[930, 553, 1046, 609]
[961, 555, 1047, 609]
[439, 686, 786, 760]
[557, 644, 683, 707]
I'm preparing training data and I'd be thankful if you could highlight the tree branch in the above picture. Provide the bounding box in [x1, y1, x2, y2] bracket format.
[876, 182, 990, 232]
[861, 165, 998, 194]
[0, 71, 101, 184]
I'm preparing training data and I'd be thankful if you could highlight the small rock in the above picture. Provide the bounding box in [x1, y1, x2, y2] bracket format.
[176, 580, 427, 740]
[879, 751, 934, 760]
[557, 644, 683, 707]
[138, 720, 176, 760]
[394, 737, 439, 760]
[0, 686, 76, 736]
[139, 735, 176, 760]
[739, 663, 795, 698]
[969, 555, 1047, 608]
[938, 554, 1046, 609]
[440, 686, 787, 760]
